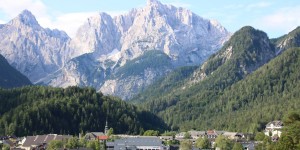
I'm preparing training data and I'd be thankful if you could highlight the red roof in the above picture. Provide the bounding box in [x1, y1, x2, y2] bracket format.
[97, 136, 108, 140]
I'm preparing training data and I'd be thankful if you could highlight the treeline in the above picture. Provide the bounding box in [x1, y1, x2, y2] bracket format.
[131, 66, 197, 103]
[0, 86, 167, 136]
[114, 50, 173, 79]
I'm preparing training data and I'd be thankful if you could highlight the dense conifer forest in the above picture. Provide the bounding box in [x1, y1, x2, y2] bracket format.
[0, 86, 167, 136]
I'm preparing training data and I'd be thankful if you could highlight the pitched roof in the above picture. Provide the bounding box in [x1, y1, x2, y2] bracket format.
[97, 136, 108, 140]
[22, 136, 36, 147]
[91, 132, 105, 137]
[4, 140, 15, 147]
[22, 134, 72, 147]
[188, 130, 206, 136]
[266, 121, 283, 127]
[112, 136, 163, 149]
[223, 132, 237, 137]
[207, 130, 218, 135]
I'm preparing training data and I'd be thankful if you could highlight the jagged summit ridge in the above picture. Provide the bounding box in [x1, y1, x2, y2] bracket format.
[8, 9, 40, 28]
[71, 12, 120, 58]
[51, 0, 230, 99]
[0, 1, 230, 99]
[0, 10, 71, 83]
[147, 0, 161, 6]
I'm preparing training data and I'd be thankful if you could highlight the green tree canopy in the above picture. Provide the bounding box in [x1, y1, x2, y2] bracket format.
[47, 140, 64, 150]
[215, 135, 234, 150]
[273, 112, 300, 149]
[143, 130, 160, 136]
[195, 137, 210, 149]
[184, 132, 191, 139]
[232, 142, 244, 150]
[255, 132, 266, 141]
[86, 140, 101, 150]
[66, 137, 80, 149]
[107, 128, 114, 136]
[180, 140, 192, 150]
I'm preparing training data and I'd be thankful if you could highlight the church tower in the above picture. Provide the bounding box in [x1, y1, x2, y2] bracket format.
[104, 118, 108, 135]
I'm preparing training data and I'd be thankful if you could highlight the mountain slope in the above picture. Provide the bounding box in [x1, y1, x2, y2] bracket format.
[0, 10, 71, 83]
[135, 27, 275, 103]
[273, 26, 300, 53]
[130, 65, 197, 103]
[100, 50, 174, 99]
[174, 47, 300, 132]
[0, 86, 167, 136]
[0, 54, 31, 88]
[132, 26, 278, 130]
[42, 0, 230, 99]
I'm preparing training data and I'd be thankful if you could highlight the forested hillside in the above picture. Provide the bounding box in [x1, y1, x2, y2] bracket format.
[159, 47, 300, 132]
[0, 54, 31, 88]
[0, 86, 167, 136]
[131, 66, 197, 103]
[132, 26, 300, 132]
[132, 26, 275, 105]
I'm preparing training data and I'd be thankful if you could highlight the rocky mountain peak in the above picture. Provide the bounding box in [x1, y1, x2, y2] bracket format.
[147, 0, 161, 6]
[93, 12, 112, 23]
[71, 11, 120, 58]
[0, 1, 231, 100]
[274, 26, 300, 53]
[8, 10, 40, 28]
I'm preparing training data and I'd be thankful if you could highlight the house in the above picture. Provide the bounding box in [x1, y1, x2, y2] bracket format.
[206, 130, 218, 139]
[175, 132, 185, 139]
[188, 130, 206, 139]
[264, 121, 283, 137]
[241, 142, 255, 150]
[106, 136, 168, 150]
[84, 132, 107, 140]
[159, 136, 173, 141]
[222, 132, 238, 140]
[18, 134, 72, 150]
[0, 139, 15, 149]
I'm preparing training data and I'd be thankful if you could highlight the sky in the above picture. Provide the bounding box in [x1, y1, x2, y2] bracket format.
[0, 0, 299, 38]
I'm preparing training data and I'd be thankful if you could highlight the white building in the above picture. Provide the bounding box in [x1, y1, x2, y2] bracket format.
[106, 136, 167, 150]
[264, 120, 283, 137]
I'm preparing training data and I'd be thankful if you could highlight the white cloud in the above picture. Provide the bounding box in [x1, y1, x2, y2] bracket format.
[106, 11, 127, 17]
[168, 2, 191, 8]
[40, 12, 98, 38]
[43, 11, 128, 37]
[246, 2, 272, 10]
[0, 0, 129, 37]
[0, 0, 97, 37]
[166, 0, 191, 8]
[0, 0, 47, 18]
[256, 5, 300, 36]
[225, 1, 272, 11]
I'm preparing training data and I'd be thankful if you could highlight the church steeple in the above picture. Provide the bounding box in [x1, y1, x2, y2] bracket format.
[104, 118, 108, 135]
[104, 108, 109, 135]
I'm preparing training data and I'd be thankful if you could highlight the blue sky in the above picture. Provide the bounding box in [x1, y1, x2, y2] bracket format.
[0, 0, 299, 38]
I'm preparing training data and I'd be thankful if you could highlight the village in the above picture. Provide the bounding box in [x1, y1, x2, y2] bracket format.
[0, 120, 283, 150]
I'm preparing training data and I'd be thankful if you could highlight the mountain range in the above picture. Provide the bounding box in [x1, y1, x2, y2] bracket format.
[0, 0, 299, 136]
[0, 0, 229, 99]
